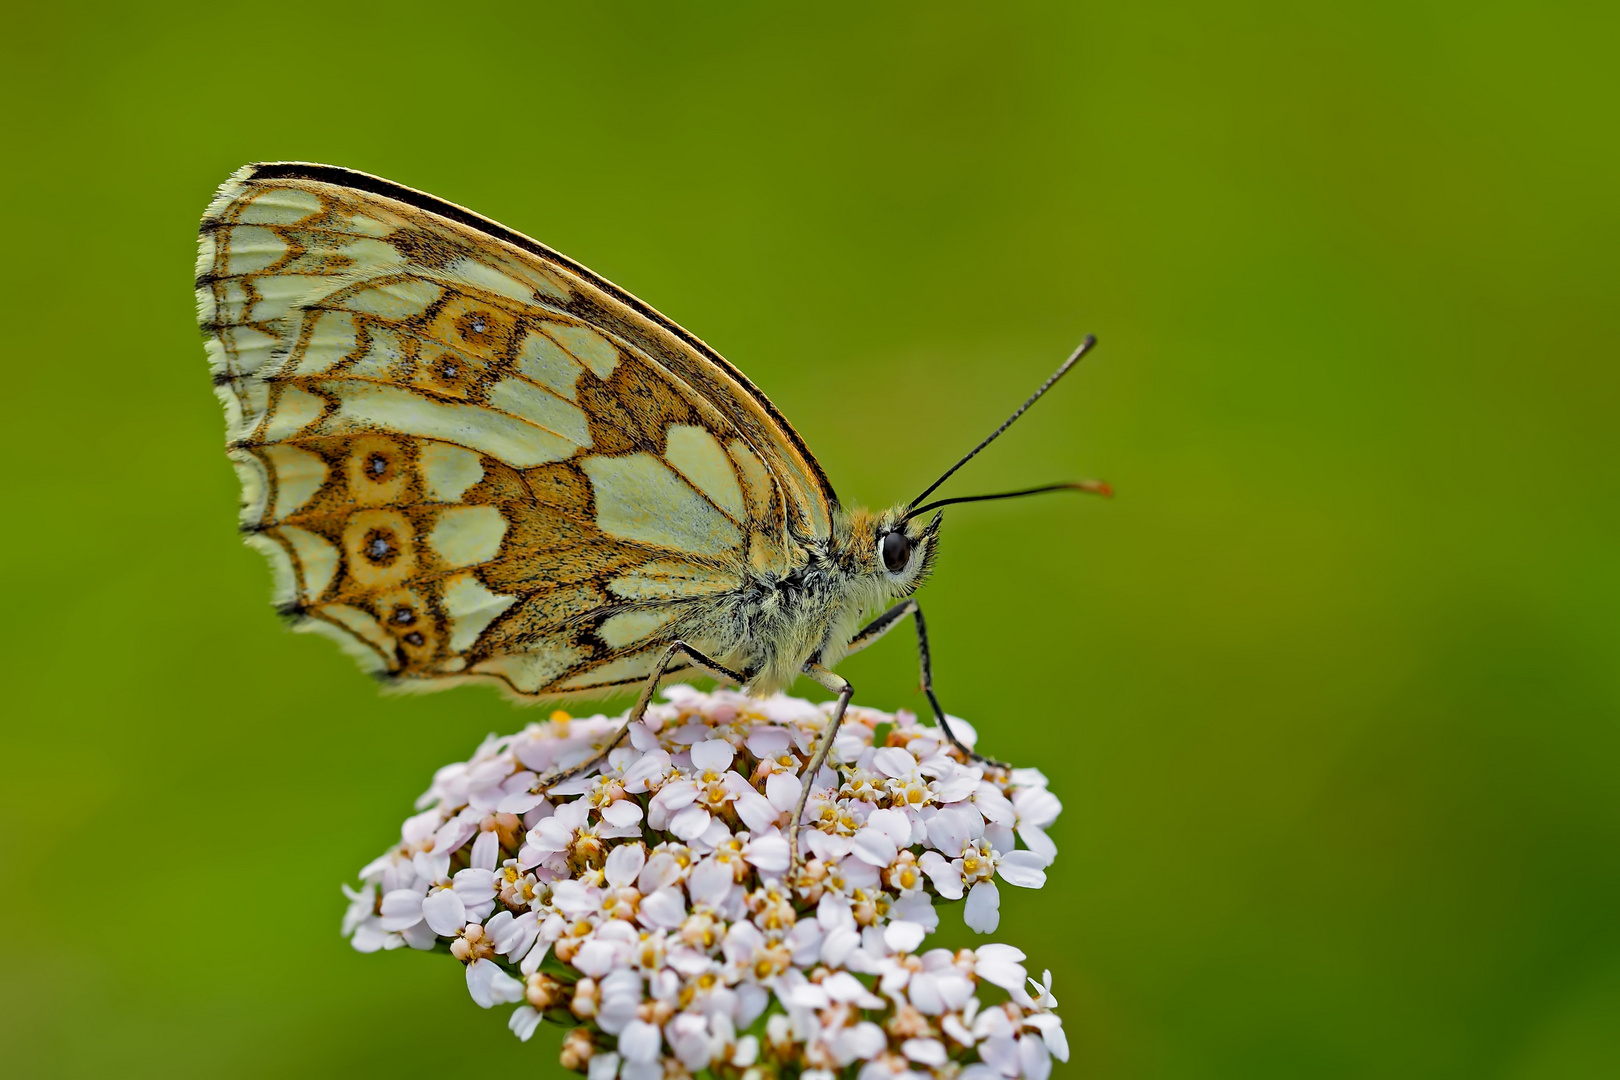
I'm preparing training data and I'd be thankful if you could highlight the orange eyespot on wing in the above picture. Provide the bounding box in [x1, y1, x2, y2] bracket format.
[198, 162, 832, 697]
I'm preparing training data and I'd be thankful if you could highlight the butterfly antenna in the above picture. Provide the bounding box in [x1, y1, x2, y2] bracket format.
[907, 479, 1113, 519]
[906, 335, 1098, 513]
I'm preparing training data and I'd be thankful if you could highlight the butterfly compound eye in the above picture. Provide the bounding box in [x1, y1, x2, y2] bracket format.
[881, 531, 912, 573]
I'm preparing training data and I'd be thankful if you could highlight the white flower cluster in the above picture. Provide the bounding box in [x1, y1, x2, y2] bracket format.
[342, 687, 1069, 1080]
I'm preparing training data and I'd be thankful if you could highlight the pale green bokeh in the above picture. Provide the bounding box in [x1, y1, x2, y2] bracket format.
[1, 3, 1615, 1077]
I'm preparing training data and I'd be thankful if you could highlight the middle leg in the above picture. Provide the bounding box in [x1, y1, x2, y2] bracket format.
[789, 664, 854, 870]
[844, 600, 1007, 769]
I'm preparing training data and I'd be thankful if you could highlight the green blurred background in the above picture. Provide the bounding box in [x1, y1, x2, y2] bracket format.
[2, 2, 1615, 1076]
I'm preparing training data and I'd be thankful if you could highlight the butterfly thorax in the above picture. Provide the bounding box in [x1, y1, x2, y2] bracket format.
[701, 505, 940, 694]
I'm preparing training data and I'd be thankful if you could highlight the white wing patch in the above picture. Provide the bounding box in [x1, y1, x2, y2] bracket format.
[420, 443, 484, 502]
[582, 453, 743, 557]
[332, 383, 577, 466]
[665, 425, 746, 522]
[486, 378, 593, 447]
[429, 505, 507, 567]
[262, 444, 327, 518]
[545, 322, 620, 379]
[442, 572, 518, 651]
[598, 608, 682, 650]
[472, 640, 591, 694]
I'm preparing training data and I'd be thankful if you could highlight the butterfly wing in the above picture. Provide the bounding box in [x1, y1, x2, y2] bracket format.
[196, 162, 838, 697]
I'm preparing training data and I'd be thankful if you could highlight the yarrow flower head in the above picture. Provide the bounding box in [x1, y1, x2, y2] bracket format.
[343, 687, 1069, 1079]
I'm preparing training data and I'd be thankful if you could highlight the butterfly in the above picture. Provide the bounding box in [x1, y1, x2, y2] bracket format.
[196, 162, 1107, 863]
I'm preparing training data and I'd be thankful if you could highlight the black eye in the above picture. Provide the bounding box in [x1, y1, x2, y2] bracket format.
[881, 530, 912, 573]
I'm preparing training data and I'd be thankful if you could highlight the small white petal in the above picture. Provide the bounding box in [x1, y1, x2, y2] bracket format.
[932, 772, 980, 804]
[1013, 785, 1063, 828]
[765, 771, 802, 811]
[963, 880, 1001, 934]
[698, 816, 733, 848]
[909, 971, 946, 1014]
[901, 1038, 948, 1066]
[884, 920, 927, 954]
[892, 891, 939, 931]
[973, 783, 1017, 826]
[519, 935, 552, 976]
[690, 739, 735, 772]
[400, 919, 439, 950]
[687, 857, 735, 907]
[1017, 823, 1057, 863]
[421, 889, 467, 935]
[508, 1004, 544, 1042]
[786, 919, 825, 965]
[805, 829, 853, 863]
[668, 804, 711, 840]
[918, 851, 965, 900]
[605, 842, 647, 887]
[349, 921, 390, 953]
[596, 799, 640, 828]
[842, 1021, 888, 1062]
[742, 831, 790, 872]
[466, 958, 525, 1008]
[618, 1019, 663, 1064]
[453, 867, 496, 904]
[972, 943, 1029, 991]
[587, 1051, 621, 1080]
[926, 806, 979, 852]
[1026, 1014, 1069, 1062]
[817, 893, 857, 932]
[746, 726, 791, 757]
[866, 807, 913, 845]
[730, 779, 781, 832]
[872, 746, 920, 779]
[822, 971, 882, 1007]
[1019, 1032, 1053, 1080]
[978, 1035, 1020, 1075]
[412, 850, 451, 883]
[433, 817, 477, 858]
[821, 926, 862, 968]
[996, 850, 1049, 889]
[574, 938, 621, 977]
[469, 830, 501, 870]
[492, 911, 540, 958]
[637, 886, 688, 929]
[850, 827, 898, 868]
[378, 889, 425, 931]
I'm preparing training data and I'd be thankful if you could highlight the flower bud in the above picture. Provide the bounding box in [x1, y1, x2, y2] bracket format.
[569, 977, 599, 1020]
[525, 973, 564, 1010]
[559, 1027, 596, 1070]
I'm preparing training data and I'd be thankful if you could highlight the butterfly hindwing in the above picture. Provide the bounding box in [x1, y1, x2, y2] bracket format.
[197, 163, 834, 697]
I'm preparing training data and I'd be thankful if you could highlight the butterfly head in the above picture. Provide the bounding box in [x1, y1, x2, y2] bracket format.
[852, 505, 943, 600]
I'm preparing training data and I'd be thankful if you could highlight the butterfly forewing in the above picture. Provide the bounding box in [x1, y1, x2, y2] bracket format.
[197, 163, 836, 697]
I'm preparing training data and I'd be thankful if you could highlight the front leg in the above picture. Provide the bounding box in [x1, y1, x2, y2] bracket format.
[789, 664, 855, 870]
[536, 640, 749, 790]
[845, 600, 1007, 769]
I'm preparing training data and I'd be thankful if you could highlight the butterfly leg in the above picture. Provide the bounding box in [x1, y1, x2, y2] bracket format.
[789, 664, 856, 871]
[845, 600, 1009, 770]
[536, 641, 749, 790]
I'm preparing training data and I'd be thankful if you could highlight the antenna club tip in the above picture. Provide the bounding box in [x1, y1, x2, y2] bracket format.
[1073, 479, 1114, 498]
